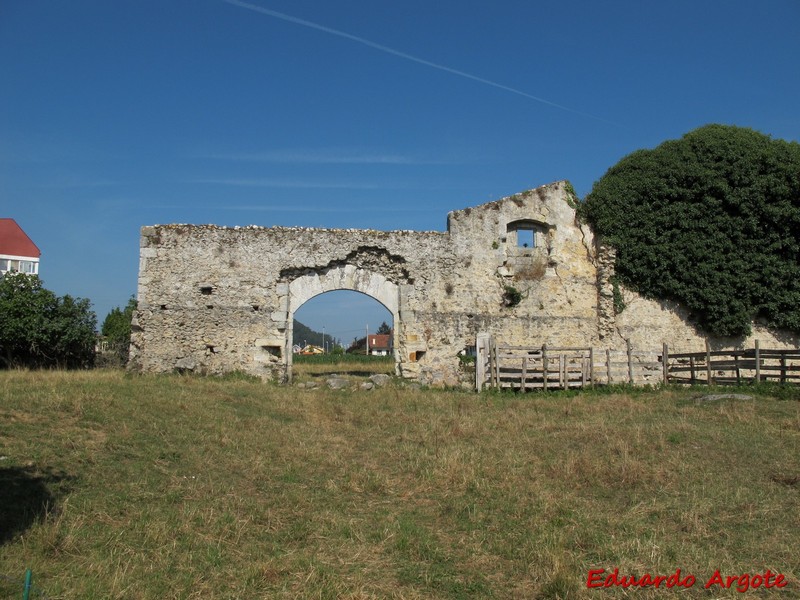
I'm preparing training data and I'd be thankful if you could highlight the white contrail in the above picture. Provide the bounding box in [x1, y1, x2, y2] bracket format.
[221, 0, 616, 124]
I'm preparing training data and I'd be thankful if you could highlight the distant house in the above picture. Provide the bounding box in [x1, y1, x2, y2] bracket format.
[368, 334, 392, 356]
[300, 344, 325, 355]
[0, 219, 41, 276]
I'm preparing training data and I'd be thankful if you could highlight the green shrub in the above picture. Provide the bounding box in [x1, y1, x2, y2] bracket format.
[0, 273, 96, 368]
[581, 124, 800, 336]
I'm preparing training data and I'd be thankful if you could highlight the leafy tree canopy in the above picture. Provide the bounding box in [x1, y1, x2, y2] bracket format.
[580, 124, 800, 337]
[0, 273, 96, 368]
[102, 297, 137, 340]
[101, 296, 137, 364]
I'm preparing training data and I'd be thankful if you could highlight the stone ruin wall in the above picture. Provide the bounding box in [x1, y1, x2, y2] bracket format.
[130, 180, 799, 386]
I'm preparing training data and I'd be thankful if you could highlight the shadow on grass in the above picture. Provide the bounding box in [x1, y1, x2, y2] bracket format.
[0, 466, 74, 545]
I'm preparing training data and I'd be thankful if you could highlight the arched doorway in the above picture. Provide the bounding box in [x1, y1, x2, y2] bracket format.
[292, 290, 395, 381]
[282, 265, 401, 382]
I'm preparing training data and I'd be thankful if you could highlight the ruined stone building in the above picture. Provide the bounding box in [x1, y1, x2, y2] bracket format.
[130, 181, 797, 385]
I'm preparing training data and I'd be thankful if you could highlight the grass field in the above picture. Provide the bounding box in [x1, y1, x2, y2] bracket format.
[293, 354, 395, 383]
[0, 369, 798, 599]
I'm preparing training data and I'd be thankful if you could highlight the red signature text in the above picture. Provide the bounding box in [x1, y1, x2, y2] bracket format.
[586, 568, 695, 589]
[587, 568, 788, 592]
[704, 569, 787, 592]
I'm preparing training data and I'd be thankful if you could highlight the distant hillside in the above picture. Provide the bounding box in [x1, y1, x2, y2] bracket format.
[293, 320, 341, 349]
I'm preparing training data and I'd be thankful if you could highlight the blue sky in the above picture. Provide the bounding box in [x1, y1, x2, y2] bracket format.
[2, 0, 798, 337]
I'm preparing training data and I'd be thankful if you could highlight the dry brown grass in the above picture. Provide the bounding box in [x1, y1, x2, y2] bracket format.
[0, 371, 798, 598]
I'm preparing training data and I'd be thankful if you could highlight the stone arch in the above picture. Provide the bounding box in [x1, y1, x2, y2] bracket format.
[282, 265, 402, 381]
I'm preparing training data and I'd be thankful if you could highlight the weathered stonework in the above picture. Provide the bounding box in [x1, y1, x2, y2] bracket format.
[130, 180, 798, 385]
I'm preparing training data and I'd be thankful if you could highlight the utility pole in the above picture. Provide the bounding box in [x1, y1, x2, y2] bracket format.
[322, 326, 325, 354]
[365, 324, 369, 356]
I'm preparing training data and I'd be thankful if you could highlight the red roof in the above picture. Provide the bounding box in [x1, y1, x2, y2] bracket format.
[0, 219, 41, 258]
[368, 334, 392, 350]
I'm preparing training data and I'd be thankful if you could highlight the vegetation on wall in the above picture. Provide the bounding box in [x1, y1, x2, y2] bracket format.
[0, 273, 96, 368]
[563, 180, 579, 209]
[501, 283, 524, 308]
[580, 124, 800, 337]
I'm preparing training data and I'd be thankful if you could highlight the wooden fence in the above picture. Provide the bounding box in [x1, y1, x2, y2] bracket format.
[477, 342, 593, 391]
[475, 335, 800, 391]
[661, 341, 800, 385]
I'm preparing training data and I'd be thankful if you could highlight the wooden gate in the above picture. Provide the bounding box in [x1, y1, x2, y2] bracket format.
[476, 335, 593, 391]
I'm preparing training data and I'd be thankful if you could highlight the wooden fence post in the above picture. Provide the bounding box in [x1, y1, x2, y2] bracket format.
[754, 339, 760, 383]
[475, 334, 486, 391]
[705, 339, 712, 385]
[521, 357, 527, 393]
[662, 343, 669, 384]
[607, 348, 612, 384]
[627, 339, 633, 384]
[588, 347, 594, 386]
[489, 339, 496, 389]
[542, 344, 548, 391]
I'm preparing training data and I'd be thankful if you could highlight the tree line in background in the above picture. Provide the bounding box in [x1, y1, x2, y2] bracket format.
[293, 320, 344, 352]
[99, 296, 137, 366]
[0, 273, 136, 369]
[2, 124, 799, 369]
[293, 320, 393, 354]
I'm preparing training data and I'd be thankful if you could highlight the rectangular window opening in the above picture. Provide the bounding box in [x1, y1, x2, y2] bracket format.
[261, 345, 281, 358]
[517, 229, 535, 248]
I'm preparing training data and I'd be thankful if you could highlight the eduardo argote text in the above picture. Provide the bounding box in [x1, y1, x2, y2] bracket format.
[587, 568, 788, 593]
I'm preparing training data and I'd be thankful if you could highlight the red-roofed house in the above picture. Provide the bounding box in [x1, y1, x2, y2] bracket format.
[0, 219, 41, 276]
[368, 334, 392, 356]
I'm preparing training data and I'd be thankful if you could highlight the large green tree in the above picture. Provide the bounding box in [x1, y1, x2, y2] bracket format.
[0, 273, 96, 368]
[581, 124, 800, 337]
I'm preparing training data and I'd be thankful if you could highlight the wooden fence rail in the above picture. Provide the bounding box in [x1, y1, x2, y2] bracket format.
[484, 343, 593, 391]
[476, 335, 664, 391]
[475, 335, 800, 391]
[661, 341, 800, 386]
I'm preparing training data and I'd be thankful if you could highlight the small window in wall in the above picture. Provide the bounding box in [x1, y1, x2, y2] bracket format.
[517, 228, 535, 248]
[409, 350, 426, 362]
[506, 220, 546, 249]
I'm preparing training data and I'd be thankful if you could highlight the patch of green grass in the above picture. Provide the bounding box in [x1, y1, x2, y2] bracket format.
[0, 370, 798, 598]
[293, 354, 395, 383]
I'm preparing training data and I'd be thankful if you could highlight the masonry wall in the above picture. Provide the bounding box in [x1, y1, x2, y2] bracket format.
[130, 179, 798, 386]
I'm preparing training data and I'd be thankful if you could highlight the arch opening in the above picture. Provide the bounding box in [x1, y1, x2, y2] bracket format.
[283, 266, 402, 382]
[291, 290, 396, 381]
